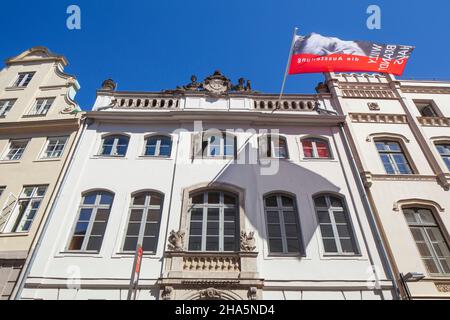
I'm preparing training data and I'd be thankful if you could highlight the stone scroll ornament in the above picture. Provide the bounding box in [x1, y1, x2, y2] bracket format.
[240, 231, 256, 252]
[167, 230, 185, 251]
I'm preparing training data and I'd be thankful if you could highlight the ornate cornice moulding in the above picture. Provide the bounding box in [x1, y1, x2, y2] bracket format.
[417, 117, 450, 127]
[402, 86, 450, 95]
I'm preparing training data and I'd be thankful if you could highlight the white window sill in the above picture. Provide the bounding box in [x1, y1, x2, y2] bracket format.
[56, 251, 103, 258]
[300, 158, 337, 162]
[90, 156, 128, 160]
[111, 252, 160, 259]
[137, 156, 173, 161]
[22, 114, 48, 118]
[320, 254, 366, 261]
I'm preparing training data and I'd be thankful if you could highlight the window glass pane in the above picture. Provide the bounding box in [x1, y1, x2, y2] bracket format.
[302, 140, 313, 158]
[316, 141, 330, 158]
[269, 239, 283, 253]
[100, 193, 113, 205]
[266, 211, 279, 223]
[317, 210, 330, 223]
[423, 258, 440, 274]
[284, 224, 298, 237]
[224, 208, 236, 221]
[91, 222, 107, 236]
[208, 192, 220, 204]
[320, 225, 334, 238]
[283, 211, 296, 224]
[207, 221, 219, 236]
[130, 209, 143, 222]
[192, 194, 203, 204]
[224, 237, 235, 251]
[127, 223, 140, 236]
[133, 193, 147, 205]
[265, 196, 278, 207]
[206, 237, 219, 251]
[340, 239, 356, 253]
[314, 196, 327, 208]
[188, 237, 202, 251]
[268, 224, 282, 237]
[142, 237, 157, 252]
[144, 223, 159, 236]
[95, 209, 109, 222]
[337, 225, 351, 238]
[224, 222, 235, 236]
[207, 208, 220, 220]
[124, 237, 138, 251]
[330, 197, 343, 208]
[190, 208, 203, 221]
[380, 154, 395, 174]
[147, 209, 160, 222]
[281, 196, 294, 207]
[286, 239, 299, 253]
[392, 154, 412, 174]
[75, 222, 89, 235]
[150, 194, 162, 206]
[323, 239, 338, 253]
[79, 209, 92, 221]
[224, 194, 236, 205]
[418, 210, 436, 225]
[190, 222, 202, 235]
[68, 236, 84, 250]
[87, 236, 103, 251]
[333, 211, 347, 224]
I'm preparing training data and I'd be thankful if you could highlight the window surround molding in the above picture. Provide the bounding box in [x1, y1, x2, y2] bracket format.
[179, 182, 247, 252]
[262, 191, 305, 257]
[430, 136, 450, 172]
[413, 99, 444, 118]
[311, 191, 361, 257]
[298, 135, 334, 160]
[191, 130, 237, 160]
[371, 135, 418, 175]
[25, 97, 55, 117]
[1, 139, 30, 162]
[141, 133, 173, 158]
[393, 199, 445, 213]
[38, 136, 69, 160]
[96, 133, 131, 157]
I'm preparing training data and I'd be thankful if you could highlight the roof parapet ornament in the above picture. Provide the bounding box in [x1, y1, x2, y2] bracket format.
[101, 79, 117, 91]
[166, 70, 254, 96]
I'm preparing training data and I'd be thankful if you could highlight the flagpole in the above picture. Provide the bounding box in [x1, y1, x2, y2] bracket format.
[275, 27, 298, 111]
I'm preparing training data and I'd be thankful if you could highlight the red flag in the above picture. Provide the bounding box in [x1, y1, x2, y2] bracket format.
[288, 33, 414, 76]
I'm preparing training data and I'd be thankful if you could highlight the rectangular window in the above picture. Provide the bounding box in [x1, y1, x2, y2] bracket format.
[42, 136, 68, 159]
[68, 191, 114, 252]
[12, 186, 47, 232]
[376, 141, 413, 175]
[415, 101, 439, 117]
[13, 72, 35, 88]
[28, 98, 55, 116]
[314, 195, 358, 255]
[405, 208, 450, 276]
[122, 192, 163, 253]
[0, 100, 16, 117]
[3, 140, 28, 161]
[436, 144, 450, 171]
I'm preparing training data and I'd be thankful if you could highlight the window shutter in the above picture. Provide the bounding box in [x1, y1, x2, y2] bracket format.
[191, 132, 202, 160]
[0, 193, 18, 232]
[258, 135, 268, 159]
[233, 135, 238, 160]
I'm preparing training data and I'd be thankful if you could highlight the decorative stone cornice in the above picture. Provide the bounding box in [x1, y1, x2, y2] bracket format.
[349, 113, 408, 124]
[417, 117, 450, 127]
[402, 86, 450, 95]
[435, 283, 450, 293]
[340, 84, 396, 99]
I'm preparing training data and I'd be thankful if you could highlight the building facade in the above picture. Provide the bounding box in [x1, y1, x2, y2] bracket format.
[19, 71, 395, 300]
[0, 47, 82, 299]
[324, 72, 450, 299]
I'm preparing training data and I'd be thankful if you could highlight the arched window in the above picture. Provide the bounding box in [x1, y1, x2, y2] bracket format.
[435, 143, 450, 170]
[144, 135, 172, 157]
[301, 137, 331, 159]
[68, 191, 114, 252]
[404, 207, 450, 275]
[201, 132, 236, 158]
[259, 135, 288, 159]
[188, 190, 238, 252]
[264, 193, 302, 254]
[99, 134, 129, 157]
[314, 194, 357, 255]
[122, 191, 164, 253]
[375, 140, 413, 174]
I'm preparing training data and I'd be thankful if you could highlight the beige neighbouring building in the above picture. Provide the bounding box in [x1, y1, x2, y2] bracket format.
[0, 47, 82, 299]
[324, 72, 450, 299]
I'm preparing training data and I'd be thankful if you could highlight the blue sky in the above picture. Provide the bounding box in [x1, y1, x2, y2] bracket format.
[1, 0, 449, 110]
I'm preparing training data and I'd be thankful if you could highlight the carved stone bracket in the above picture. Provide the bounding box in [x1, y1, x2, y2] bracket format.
[240, 231, 256, 252]
[161, 286, 173, 300]
[199, 288, 222, 300]
[167, 230, 185, 251]
[248, 287, 258, 300]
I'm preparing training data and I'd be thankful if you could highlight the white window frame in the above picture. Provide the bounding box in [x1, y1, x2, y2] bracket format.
[435, 143, 450, 171]
[301, 138, 332, 159]
[41, 136, 68, 159]
[260, 135, 289, 159]
[404, 207, 450, 276]
[144, 135, 172, 157]
[67, 192, 114, 252]
[2, 140, 29, 161]
[264, 194, 302, 255]
[13, 72, 35, 88]
[0, 100, 16, 117]
[375, 140, 413, 175]
[28, 98, 55, 116]
[122, 192, 164, 253]
[314, 194, 358, 256]
[202, 132, 236, 159]
[99, 135, 129, 157]
[187, 191, 238, 252]
[8, 186, 47, 233]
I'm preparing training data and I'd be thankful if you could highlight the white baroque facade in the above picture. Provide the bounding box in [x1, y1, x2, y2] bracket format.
[19, 71, 395, 300]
